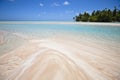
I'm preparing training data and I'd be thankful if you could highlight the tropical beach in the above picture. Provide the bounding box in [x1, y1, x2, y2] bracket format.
[0, 0, 120, 80]
[0, 22, 120, 80]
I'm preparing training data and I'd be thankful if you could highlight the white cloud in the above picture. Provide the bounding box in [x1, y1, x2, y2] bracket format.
[63, 1, 70, 5]
[52, 2, 61, 6]
[40, 3, 44, 7]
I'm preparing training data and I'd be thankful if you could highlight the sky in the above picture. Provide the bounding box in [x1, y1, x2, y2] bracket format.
[0, 0, 120, 21]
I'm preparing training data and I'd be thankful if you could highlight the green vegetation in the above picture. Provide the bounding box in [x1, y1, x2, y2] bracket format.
[74, 7, 120, 22]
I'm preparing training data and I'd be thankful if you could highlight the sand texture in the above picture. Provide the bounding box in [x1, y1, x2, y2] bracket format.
[0, 32, 120, 80]
[0, 22, 120, 80]
[0, 21, 120, 26]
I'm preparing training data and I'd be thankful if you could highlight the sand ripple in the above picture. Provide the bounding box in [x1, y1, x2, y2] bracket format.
[0, 38, 120, 80]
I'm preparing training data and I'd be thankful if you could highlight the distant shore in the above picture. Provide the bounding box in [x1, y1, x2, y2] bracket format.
[0, 21, 120, 26]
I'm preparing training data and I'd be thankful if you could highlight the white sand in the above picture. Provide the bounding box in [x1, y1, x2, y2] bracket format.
[0, 33, 120, 80]
[0, 22, 120, 80]
[0, 21, 120, 26]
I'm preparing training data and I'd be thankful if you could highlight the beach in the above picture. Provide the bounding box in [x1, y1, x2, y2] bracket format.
[0, 21, 120, 26]
[0, 22, 120, 80]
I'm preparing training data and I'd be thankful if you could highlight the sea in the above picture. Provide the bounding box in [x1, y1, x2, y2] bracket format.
[0, 21, 120, 55]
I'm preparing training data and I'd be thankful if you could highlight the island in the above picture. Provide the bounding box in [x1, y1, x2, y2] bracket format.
[74, 7, 120, 22]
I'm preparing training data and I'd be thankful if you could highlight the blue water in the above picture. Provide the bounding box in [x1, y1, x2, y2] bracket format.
[0, 22, 120, 55]
[0, 22, 120, 42]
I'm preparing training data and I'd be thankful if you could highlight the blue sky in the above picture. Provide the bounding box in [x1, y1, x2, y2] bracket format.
[0, 0, 120, 21]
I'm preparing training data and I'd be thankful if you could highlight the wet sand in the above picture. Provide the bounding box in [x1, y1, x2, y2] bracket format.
[0, 30, 120, 80]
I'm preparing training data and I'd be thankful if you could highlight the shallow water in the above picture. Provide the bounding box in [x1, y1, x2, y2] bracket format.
[0, 22, 120, 55]
[0, 22, 120, 80]
[0, 23, 120, 39]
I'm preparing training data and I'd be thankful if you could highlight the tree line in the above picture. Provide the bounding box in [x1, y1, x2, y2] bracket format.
[74, 7, 120, 22]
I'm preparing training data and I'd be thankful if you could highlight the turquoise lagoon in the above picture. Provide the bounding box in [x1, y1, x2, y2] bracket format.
[0, 21, 120, 55]
[0, 22, 120, 40]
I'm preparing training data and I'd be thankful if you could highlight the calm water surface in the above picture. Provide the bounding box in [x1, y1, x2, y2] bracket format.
[0, 22, 120, 41]
[0, 22, 120, 54]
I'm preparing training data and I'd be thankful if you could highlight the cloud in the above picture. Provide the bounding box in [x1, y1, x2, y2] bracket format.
[63, 1, 70, 5]
[51, 1, 70, 7]
[40, 3, 44, 7]
[52, 2, 61, 6]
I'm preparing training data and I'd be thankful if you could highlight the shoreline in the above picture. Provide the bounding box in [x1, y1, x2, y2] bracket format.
[0, 21, 120, 26]
[0, 22, 120, 80]
[0, 25, 120, 79]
